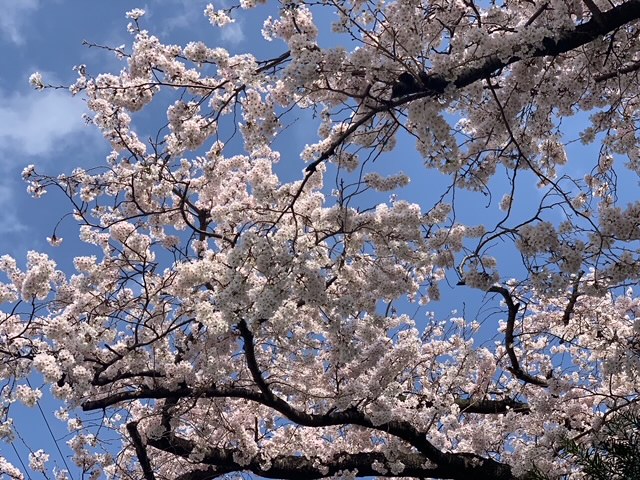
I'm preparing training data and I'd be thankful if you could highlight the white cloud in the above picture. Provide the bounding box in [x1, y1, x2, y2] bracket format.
[153, 0, 199, 34]
[150, 0, 245, 44]
[0, 182, 27, 234]
[219, 22, 246, 45]
[0, 89, 96, 158]
[0, 0, 39, 45]
[0, 87, 100, 240]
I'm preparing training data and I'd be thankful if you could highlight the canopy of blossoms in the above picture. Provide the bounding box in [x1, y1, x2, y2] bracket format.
[3, 1, 640, 478]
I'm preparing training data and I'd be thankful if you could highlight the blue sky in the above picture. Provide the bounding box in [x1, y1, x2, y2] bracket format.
[0, 0, 621, 477]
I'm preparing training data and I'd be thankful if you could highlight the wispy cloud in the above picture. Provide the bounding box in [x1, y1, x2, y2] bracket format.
[152, 0, 200, 34]
[0, 181, 27, 234]
[220, 22, 246, 45]
[150, 0, 246, 45]
[0, 88, 97, 159]
[0, 87, 100, 239]
[0, 0, 39, 45]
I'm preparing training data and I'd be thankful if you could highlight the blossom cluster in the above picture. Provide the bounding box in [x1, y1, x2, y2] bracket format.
[5, 1, 640, 479]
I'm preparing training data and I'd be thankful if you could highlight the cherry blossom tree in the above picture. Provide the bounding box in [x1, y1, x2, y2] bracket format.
[534, 407, 640, 479]
[3, 1, 640, 478]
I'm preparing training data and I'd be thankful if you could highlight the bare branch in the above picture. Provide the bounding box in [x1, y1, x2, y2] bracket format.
[126, 421, 156, 480]
[488, 286, 549, 387]
[562, 272, 584, 325]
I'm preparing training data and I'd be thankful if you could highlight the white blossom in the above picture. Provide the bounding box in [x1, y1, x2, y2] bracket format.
[125, 8, 145, 20]
[29, 72, 44, 90]
[28, 450, 49, 473]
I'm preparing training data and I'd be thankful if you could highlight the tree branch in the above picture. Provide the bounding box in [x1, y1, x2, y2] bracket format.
[373, 0, 640, 101]
[126, 421, 156, 480]
[81, 384, 265, 411]
[456, 397, 530, 414]
[85, 382, 519, 477]
[235, 319, 514, 479]
[562, 272, 583, 325]
[582, 0, 606, 25]
[488, 286, 549, 387]
[161, 447, 454, 480]
[82, 323, 532, 480]
[149, 430, 515, 480]
[302, 0, 640, 182]
[595, 58, 640, 81]
[426, 0, 640, 94]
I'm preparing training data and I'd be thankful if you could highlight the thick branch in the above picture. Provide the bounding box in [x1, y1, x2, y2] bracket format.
[595, 59, 640, 81]
[85, 386, 517, 478]
[562, 272, 583, 325]
[408, 393, 530, 413]
[126, 421, 156, 480]
[303, 0, 640, 179]
[106, 382, 517, 478]
[424, 0, 640, 95]
[581, 0, 606, 25]
[456, 397, 530, 414]
[83, 384, 530, 415]
[149, 432, 513, 480]
[488, 286, 549, 387]
[81, 325, 531, 479]
[235, 319, 514, 479]
[156, 445, 454, 480]
[383, 0, 640, 100]
[81, 384, 265, 411]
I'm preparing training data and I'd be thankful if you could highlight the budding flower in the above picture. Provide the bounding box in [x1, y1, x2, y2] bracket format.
[22, 164, 36, 180]
[125, 8, 145, 20]
[29, 72, 44, 90]
[47, 235, 63, 247]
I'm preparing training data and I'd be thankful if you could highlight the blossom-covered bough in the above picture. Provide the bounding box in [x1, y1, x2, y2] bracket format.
[4, 0, 640, 478]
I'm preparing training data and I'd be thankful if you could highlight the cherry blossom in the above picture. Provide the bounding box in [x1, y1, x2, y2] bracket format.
[2, 1, 640, 479]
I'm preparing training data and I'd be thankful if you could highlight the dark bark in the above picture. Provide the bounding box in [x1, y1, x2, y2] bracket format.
[419, 0, 640, 96]
[488, 286, 549, 387]
[304, 0, 640, 176]
[148, 429, 515, 480]
[83, 383, 529, 415]
[456, 397, 530, 414]
[126, 421, 156, 480]
[83, 322, 522, 479]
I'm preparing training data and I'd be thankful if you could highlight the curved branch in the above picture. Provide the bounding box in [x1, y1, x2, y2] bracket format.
[235, 319, 514, 479]
[301, 0, 640, 182]
[90, 382, 516, 478]
[488, 286, 549, 387]
[158, 444, 481, 480]
[149, 424, 516, 480]
[424, 0, 640, 95]
[81, 324, 530, 479]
